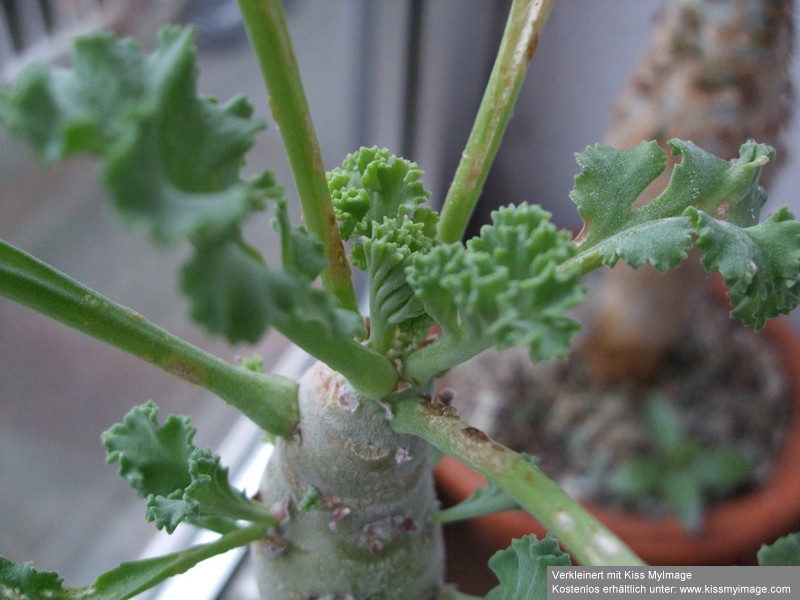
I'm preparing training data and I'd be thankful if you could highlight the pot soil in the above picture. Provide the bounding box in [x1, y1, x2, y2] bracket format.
[436, 285, 800, 566]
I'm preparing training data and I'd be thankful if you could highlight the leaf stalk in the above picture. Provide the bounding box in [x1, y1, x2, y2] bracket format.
[391, 397, 646, 567]
[236, 0, 359, 314]
[436, 0, 556, 243]
[0, 239, 299, 437]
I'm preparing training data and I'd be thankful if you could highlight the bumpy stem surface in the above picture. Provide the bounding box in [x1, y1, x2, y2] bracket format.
[252, 362, 444, 599]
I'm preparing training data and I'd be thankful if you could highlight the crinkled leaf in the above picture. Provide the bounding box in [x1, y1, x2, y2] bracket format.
[0, 27, 272, 244]
[0, 524, 266, 600]
[647, 140, 772, 227]
[408, 204, 584, 363]
[0, 559, 66, 599]
[363, 217, 433, 351]
[571, 140, 774, 272]
[104, 402, 270, 534]
[0, 27, 337, 348]
[103, 400, 195, 498]
[688, 205, 800, 329]
[146, 448, 271, 534]
[758, 533, 800, 566]
[181, 236, 279, 343]
[181, 221, 362, 345]
[328, 147, 431, 240]
[272, 197, 328, 280]
[486, 534, 571, 600]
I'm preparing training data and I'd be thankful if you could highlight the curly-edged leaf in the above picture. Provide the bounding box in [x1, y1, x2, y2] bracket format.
[688, 205, 800, 329]
[328, 147, 431, 240]
[571, 140, 774, 272]
[272, 197, 327, 280]
[486, 534, 571, 600]
[181, 236, 280, 343]
[0, 524, 267, 600]
[104, 402, 272, 534]
[0, 27, 273, 244]
[758, 533, 800, 565]
[0, 559, 67, 599]
[146, 448, 271, 534]
[408, 204, 584, 364]
[103, 400, 195, 498]
[181, 231, 362, 345]
[362, 216, 433, 352]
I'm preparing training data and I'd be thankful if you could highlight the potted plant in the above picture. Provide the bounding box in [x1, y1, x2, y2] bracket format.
[437, 0, 800, 572]
[1, 1, 799, 599]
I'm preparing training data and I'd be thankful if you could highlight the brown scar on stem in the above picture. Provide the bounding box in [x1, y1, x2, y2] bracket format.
[525, 33, 539, 64]
[462, 426, 490, 443]
[165, 358, 204, 385]
[421, 402, 457, 419]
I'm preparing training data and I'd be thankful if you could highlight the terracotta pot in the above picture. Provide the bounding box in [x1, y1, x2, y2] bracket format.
[435, 316, 800, 566]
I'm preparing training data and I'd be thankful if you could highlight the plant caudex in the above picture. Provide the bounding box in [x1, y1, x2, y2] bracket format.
[1, 7, 800, 600]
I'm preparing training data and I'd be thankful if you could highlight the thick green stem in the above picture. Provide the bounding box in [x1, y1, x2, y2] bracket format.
[252, 362, 444, 599]
[403, 332, 487, 386]
[276, 319, 398, 400]
[0, 239, 298, 437]
[436, 0, 556, 243]
[391, 397, 646, 567]
[236, 0, 358, 314]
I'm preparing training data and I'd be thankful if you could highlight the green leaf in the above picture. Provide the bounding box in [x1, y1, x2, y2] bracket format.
[758, 533, 800, 566]
[663, 471, 704, 532]
[0, 26, 329, 348]
[571, 140, 666, 249]
[608, 457, 662, 498]
[104, 402, 272, 534]
[146, 448, 272, 533]
[0, 559, 66, 599]
[103, 400, 195, 498]
[181, 236, 279, 344]
[645, 398, 685, 459]
[0, 524, 267, 600]
[486, 534, 571, 600]
[570, 140, 776, 273]
[181, 205, 363, 345]
[688, 205, 800, 329]
[362, 216, 434, 352]
[407, 203, 584, 368]
[0, 27, 271, 244]
[328, 147, 431, 241]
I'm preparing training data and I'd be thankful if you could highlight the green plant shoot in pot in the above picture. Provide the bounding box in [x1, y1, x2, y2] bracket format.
[609, 397, 756, 532]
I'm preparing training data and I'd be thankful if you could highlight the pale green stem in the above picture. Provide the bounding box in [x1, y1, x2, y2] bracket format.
[81, 523, 270, 599]
[0, 239, 299, 437]
[437, 0, 556, 243]
[391, 397, 647, 567]
[403, 331, 487, 386]
[277, 319, 398, 399]
[236, 0, 358, 314]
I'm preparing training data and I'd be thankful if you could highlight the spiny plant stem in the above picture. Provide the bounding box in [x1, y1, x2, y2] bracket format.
[0, 239, 299, 437]
[391, 396, 646, 567]
[236, 0, 359, 314]
[436, 0, 556, 243]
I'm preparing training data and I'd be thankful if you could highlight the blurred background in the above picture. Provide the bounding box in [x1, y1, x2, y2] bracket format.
[1, 0, 798, 593]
